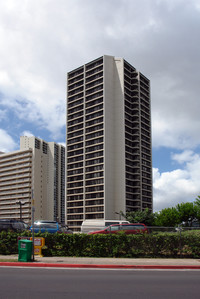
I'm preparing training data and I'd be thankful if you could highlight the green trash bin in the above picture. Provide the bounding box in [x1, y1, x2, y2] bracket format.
[18, 239, 33, 262]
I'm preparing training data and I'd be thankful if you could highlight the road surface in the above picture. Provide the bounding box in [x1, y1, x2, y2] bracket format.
[0, 267, 199, 298]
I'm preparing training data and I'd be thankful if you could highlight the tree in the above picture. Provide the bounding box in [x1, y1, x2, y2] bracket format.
[194, 195, 200, 207]
[194, 196, 200, 223]
[154, 207, 180, 227]
[176, 202, 197, 226]
[154, 201, 199, 227]
[123, 208, 155, 226]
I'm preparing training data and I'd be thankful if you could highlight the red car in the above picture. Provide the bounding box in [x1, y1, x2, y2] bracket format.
[88, 223, 148, 235]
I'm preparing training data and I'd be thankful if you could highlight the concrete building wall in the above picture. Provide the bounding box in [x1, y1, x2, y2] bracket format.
[104, 55, 126, 219]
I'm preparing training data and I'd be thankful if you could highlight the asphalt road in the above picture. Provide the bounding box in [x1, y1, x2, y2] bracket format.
[0, 267, 199, 299]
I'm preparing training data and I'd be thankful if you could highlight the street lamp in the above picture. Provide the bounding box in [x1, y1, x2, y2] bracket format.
[115, 211, 122, 220]
[16, 201, 25, 221]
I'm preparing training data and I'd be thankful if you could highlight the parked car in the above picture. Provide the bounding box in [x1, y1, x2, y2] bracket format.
[59, 225, 73, 234]
[29, 220, 73, 234]
[81, 219, 130, 234]
[0, 219, 29, 232]
[88, 223, 148, 235]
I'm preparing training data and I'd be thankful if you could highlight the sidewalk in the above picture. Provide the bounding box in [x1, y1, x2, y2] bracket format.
[0, 255, 200, 269]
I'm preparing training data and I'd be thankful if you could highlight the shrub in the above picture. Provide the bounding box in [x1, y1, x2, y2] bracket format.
[1, 230, 200, 258]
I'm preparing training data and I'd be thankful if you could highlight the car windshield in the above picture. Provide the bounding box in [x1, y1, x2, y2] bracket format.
[34, 223, 57, 229]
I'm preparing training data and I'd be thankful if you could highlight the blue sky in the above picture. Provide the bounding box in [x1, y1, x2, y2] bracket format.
[0, 0, 200, 211]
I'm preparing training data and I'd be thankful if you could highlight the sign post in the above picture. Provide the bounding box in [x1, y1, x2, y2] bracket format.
[31, 189, 35, 262]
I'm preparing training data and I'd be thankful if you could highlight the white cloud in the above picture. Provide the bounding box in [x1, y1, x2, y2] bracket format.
[153, 150, 200, 211]
[21, 130, 34, 138]
[171, 150, 197, 164]
[0, 0, 199, 146]
[0, 108, 7, 121]
[0, 129, 17, 152]
[58, 142, 66, 148]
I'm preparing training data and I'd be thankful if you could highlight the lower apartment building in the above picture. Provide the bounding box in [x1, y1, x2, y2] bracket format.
[0, 136, 65, 225]
[0, 149, 32, 223]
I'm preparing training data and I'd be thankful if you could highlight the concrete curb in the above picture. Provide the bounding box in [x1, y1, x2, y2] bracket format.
[1, 262, 200, 269]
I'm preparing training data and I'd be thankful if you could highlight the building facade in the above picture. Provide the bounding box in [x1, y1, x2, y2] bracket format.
[0, 136, 65, 224]
[0, 149, 32, 223]
[66, 55, 153, 231]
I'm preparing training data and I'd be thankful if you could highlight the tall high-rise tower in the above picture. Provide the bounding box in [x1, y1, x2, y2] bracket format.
[66, 55, 152, 231]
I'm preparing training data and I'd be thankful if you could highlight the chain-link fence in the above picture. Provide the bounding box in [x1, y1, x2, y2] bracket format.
[147, 226, 200, 234]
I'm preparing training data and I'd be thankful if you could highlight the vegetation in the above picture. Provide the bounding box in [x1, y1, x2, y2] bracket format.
[1, 230, 200, 258]
[122, 197, 200, 227]
[121, 208, 155, 226]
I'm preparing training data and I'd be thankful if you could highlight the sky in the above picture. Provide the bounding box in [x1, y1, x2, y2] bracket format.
[0, 0, 200, 212]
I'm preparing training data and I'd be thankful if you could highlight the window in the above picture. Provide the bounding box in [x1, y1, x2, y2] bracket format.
[68, 117, 83, 127]
[85, 171, 103, 179]
[86, 91, 103, 102]
[86, 131, 103, 140]
[67, 124, 83, 133]
[68, 105, 84, 115]
[85, 158, 103, 166]
[85, 137, 103, 147]
[85, 165, 104, 172]
[85, 185, 104, 192]
[85, 124, 103, 134]
[86, 117, 103, 127]
[67, 169, 83, 175]
[67, 143, 83, 151]
[68, 99, 83, 109]
[86, 79, 103, 90]
[85, 111, 103, 120]
[67, 111, 83, 121]
[85, 151, 103, 160]
[110, 225, 120, 232]
[86, 144, 103, 153]
[68, 130, 83, 139]
[67, 149, 83, 157]
[67, 136, 83, 145]
[67, 162, 83, 169]
[85, 178, 104, 186]
[67, 155, 83, 163]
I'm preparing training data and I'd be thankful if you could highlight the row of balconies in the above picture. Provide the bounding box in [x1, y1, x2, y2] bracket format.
[0, 177, 31, 186]
[0, 157, 32, 168]
[85, 65, 103, 79]
[68, 178, 104, 189]
[85, 58, 103, 72]
[68, 79, 104, 100]
[67, 125, 104, 141]
[0, 183, 31, 191]
[68, 73, 84, 86]
[67, 206, 104, 214]
[67, 114, 103, 131]
[0, 193, 31, 200]
[0, 151, 32, 163]
[0, 164, 32, 174]
[68, 66, 84, 80]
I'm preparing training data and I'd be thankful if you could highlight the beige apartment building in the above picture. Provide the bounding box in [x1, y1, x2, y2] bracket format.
[0, 149, 32, 223]
[66, 55, 153, 232]
[0, 136, 65, 224]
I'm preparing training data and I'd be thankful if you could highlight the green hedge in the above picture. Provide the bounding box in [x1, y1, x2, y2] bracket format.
[1, 230, 200, 258]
